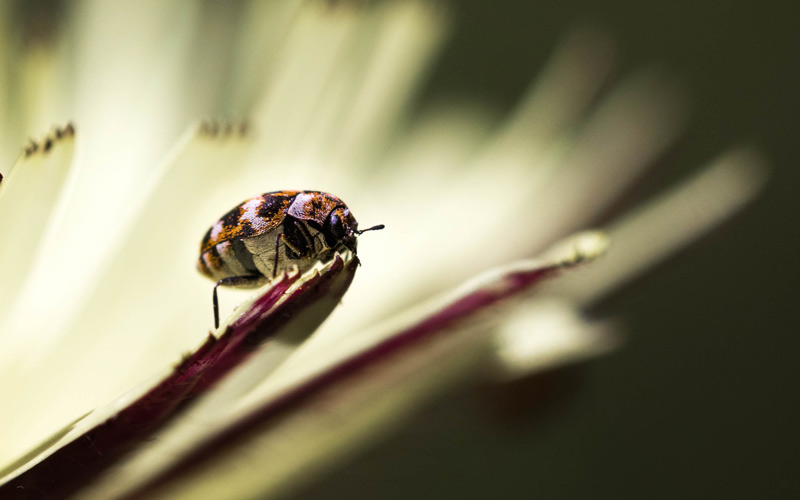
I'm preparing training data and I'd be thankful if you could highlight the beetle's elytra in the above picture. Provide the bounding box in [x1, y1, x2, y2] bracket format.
[199, 190, 383, 328]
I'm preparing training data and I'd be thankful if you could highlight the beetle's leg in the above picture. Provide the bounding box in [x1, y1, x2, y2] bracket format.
[213, 275, 260, 329]
[272, 235, 280, 278]
[279, 233, 304, 258]
[272, 233, 304, 278]
[296, 221, 316, 251]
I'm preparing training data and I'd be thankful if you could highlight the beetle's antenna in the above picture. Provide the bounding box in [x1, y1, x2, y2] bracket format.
[356, 224, 385, 235]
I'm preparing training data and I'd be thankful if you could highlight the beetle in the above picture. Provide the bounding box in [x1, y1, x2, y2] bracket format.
[198, 190, 384, 328]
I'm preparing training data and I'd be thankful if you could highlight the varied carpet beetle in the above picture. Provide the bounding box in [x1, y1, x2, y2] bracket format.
[198, 190, 384, 328]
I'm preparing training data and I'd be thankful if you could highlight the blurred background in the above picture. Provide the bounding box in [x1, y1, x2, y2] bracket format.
[294, 1, 799, 499]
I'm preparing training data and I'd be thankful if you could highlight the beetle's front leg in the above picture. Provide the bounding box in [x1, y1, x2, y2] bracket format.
[272, 233, 304, 278]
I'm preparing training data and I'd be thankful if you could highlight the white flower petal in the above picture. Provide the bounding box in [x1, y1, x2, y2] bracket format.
[0, 126, 75, 323]
[0, 1, 226, 365]
[0, 125, 251, 470]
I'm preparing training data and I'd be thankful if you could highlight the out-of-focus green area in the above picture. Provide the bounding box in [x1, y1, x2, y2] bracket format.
[296, 1, 800, 499]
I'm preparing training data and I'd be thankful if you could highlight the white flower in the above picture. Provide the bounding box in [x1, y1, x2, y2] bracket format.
[0, 2, 764, 499]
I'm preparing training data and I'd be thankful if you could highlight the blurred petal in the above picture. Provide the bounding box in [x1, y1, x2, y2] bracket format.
[518, 70, 687, 253]
[0, 123, 250, 467]
[493, 299, 618, 380]
[248, 0, 448, 172]
[477, 28, 615, 169]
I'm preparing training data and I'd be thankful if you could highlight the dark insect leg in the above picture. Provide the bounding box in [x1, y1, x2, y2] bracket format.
[272, 232, 305, 278]
[272, 235, 281, 278]
[213, 275, 261, 329]
[296, 221, 317, 252]
[291, 219, 313, 250]
[279, 233, 304, 258]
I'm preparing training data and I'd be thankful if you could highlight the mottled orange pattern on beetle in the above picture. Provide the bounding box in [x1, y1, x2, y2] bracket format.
[286, 192, 344, 226]
[199, 191, 299, 255]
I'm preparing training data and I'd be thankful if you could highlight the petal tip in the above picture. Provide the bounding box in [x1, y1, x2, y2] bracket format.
[20, 123, 76, 159]
[546, 230, 610, 268]
[196, 119, 249, 140]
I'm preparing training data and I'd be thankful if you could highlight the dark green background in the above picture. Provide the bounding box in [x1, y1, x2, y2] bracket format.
[298, 1, 799, 499]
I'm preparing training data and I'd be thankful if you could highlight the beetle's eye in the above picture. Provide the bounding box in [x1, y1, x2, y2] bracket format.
[329, 212, 345, 239]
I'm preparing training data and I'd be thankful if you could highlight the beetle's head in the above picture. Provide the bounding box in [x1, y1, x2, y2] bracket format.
[326, 207, 384, 253]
